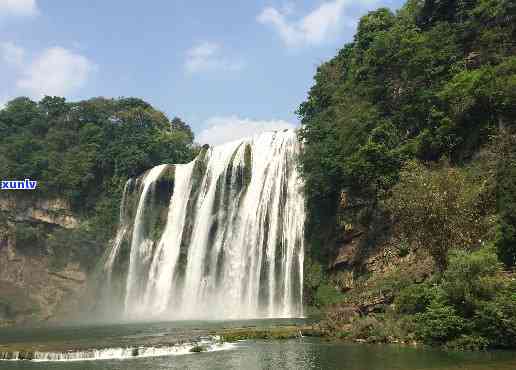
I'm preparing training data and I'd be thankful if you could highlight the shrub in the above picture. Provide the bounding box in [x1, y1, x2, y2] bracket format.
[473, 293, 516, 348]
[350, 316, 388, 343]
[14, 223, 47, 256]
[415, 301, 466, 344]
[395, 283, 437, 314]
[385, 160, 486, 272]
[315, 282, 344, 307]
[441, 248, 503, 316]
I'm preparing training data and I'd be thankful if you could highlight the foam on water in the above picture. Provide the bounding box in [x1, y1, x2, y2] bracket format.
[0, 336, 235, 362]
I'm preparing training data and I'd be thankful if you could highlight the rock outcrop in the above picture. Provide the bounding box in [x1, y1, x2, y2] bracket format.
[0, 195, 78, 229]
[0, 194, 86, 326]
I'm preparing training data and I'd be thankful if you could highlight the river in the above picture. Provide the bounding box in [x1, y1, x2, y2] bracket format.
[1, 319, 515, 369]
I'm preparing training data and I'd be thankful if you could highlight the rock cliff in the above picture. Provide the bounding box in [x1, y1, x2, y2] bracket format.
[0, 194, 86, 326]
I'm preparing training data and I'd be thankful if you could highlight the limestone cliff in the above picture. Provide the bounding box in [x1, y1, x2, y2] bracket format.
[0, 194, 86, 326]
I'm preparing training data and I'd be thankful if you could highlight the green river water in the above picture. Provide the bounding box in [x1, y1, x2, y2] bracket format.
[1, 319, 515, 370]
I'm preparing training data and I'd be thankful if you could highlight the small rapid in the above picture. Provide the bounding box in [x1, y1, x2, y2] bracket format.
[0, 336, 233, 362]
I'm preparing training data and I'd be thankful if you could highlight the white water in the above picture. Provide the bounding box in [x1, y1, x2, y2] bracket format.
[107, 130, 305, 320]
[143, 161, 195, 314]
[1, 337, 233, 362]
[124, 164, 168, 314]
[104, 179, 132, 284]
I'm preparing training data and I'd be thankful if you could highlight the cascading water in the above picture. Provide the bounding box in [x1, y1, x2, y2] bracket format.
[104, 179, 132, 285]
[104, 129, 305, 320]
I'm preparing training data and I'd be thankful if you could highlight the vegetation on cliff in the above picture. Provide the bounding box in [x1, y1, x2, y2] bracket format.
[298, 0, 516, 349]
[0, 96, 196, 270]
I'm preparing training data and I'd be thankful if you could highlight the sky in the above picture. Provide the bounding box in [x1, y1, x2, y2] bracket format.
[0, 0, 404, 145]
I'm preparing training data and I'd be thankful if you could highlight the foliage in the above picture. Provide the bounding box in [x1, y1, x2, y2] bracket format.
[0, 96, 196, 270]
[0, 96, 195, 209]
[441, 248, 503, 315]
[344, 247, 516, 349]
[473, 293, 516, 348]
[297, 0, 516, 262]
[415, 300, 467, 343]
[14, 223, 47, 256]
[413, 247, 516, 348]
[444, 335, 490, 351]
[304, 257, 345, 308]
[349, 315, 388, 343]
[493, 129, 516, 267]
[298, 0, 515, 348]
[395, 282, 438, 315]
[314, 282, 344, 308]
[47, 225, 104, 271]
[385, 160, 487, 271]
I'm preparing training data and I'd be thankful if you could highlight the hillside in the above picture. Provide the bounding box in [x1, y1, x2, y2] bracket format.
[0, 97, 196, 324]
[299, 0, 516, 350]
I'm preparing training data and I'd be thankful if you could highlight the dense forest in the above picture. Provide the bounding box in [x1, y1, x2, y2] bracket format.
[0, 97, 196, 269]
[299, 0, 516, 350]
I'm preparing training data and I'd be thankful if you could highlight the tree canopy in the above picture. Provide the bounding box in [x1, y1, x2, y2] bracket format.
[298, 0, 516, 265]
[0, 96, 196, 211]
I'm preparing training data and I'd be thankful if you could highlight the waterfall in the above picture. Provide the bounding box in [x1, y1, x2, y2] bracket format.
[104, 179, 132, 283]
[105, 129, 305, 320]
[124, 164, 169, 314]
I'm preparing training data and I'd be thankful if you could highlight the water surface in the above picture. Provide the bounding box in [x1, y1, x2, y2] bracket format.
[1, 320, 515, 370]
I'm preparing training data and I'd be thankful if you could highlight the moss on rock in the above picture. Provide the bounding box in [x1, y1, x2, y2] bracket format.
[217, 325, 320, 342]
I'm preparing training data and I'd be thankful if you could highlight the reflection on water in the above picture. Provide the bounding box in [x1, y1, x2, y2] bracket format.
[1, 320, 515, 370]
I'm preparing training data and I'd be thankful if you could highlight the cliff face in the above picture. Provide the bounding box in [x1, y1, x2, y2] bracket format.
[0, 195, 87, 326]
[0, 196, 79, 229]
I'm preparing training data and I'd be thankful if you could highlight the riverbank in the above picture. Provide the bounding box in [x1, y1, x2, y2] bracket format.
[215, 324, 324, 342]
[215, 322, 420, 347]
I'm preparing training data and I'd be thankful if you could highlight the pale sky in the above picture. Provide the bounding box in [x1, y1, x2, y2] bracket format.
[0, 0, 404, 145]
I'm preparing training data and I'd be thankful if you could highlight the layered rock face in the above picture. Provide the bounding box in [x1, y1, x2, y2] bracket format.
[0, 195, 86, 326]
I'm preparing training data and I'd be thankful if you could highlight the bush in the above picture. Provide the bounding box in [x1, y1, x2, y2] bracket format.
[473, 294, 516, 348]
[315, 282, 344, 307]
[350, 316, 388, 343]
[415, 301, 466, 344]
[14, 223, 47, 256]
[395, 283, 437, 314]
[410, 247, 516, 348]
[441, 248, 503, 316]
[303, 257, 323, 307]
[385, 160, 486, 272]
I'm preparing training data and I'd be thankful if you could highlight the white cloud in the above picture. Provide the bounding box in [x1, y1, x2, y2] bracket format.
[16, 46, 96, 99]
[185, 42, 243, 74]
[0, 41, 24, 68]
[0, 0, 38, 17]
[257, 0, 361, 47]
[196, 116, 296, 146]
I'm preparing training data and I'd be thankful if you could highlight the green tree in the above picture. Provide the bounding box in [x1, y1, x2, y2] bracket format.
[385, 160, 485, 271]
[494, 129, 516, 267]
[0, 96, 196, 270]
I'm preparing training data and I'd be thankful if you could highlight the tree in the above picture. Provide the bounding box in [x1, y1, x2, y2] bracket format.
[0, 95, 197, 269]
[385, 160, 486, 271]
[494, 129, 516, 267]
